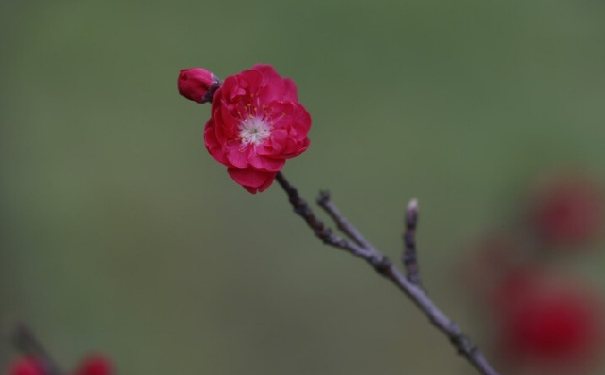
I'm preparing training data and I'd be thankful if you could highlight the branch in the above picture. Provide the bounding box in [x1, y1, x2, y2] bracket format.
[403, 198, 422, 287]
[274, 173, 372, 259]
[316, 190, 375, 251]
[275, 172, 501, 375]
[11, 323, 63, 375]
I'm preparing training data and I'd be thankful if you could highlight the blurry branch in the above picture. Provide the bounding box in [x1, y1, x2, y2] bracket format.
[12, 323, 63, 375]
[275, 172, 501, 375]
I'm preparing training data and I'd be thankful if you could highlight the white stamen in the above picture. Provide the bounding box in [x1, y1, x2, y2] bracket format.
[238, 117, 270, 146]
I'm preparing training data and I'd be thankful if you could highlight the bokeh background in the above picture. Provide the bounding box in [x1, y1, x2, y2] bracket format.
[2, 1, 605, 374]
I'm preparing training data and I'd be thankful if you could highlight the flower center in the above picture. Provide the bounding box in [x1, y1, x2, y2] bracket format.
[238, 116, 271, 146]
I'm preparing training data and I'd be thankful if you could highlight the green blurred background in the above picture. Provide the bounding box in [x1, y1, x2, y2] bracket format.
[2, 1, 605, 374]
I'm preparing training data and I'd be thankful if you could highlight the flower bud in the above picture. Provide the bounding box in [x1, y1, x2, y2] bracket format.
[177, 67, 220, 104]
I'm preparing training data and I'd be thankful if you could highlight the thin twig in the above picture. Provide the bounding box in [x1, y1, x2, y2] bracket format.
[12, 323, 63, 375]
[274, 173, 372, 258]
[403, 198, 422, 286]
[275, 172, 501, 375]
[316, 190, 375, 251]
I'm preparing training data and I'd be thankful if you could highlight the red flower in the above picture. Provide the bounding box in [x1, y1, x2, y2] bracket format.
[6, 357, 44, 375]
[493, 274, 605, 369]
[203, 64, 311, 193]
[530, 172, 604, 245]
[72, 355, 113, 375]
[178, 67, 220, 104]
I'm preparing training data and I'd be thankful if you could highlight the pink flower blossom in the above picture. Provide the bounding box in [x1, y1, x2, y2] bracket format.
[178, 67, 219, 104]
[203, 64, 311, 193]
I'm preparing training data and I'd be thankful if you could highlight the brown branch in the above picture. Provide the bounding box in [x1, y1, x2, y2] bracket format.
[403, 198, 422, 286]
[275, 171, 501, 375]
[274, 173, 373, 258]
[316, 190, 375, 251]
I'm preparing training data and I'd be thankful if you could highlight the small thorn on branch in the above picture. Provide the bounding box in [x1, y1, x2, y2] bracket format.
[403, 198, 422, 286]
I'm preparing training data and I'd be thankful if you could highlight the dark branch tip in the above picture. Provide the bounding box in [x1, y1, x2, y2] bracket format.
[405, 198, 419, 227]
[316, 189, 331, 204]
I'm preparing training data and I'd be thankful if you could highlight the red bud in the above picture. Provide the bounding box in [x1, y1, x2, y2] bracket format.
[177, 67, 219, 104]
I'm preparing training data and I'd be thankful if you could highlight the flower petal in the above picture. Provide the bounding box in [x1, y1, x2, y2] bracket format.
[228, 167, 277, 193]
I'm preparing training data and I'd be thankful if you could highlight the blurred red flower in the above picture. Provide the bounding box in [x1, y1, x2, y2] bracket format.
[6, 357, 44, 375]
[492, 272, 604, 369]
[72, 355, 113, 375]
[530, 172, 604, 245]
[203, 64, 311, 193]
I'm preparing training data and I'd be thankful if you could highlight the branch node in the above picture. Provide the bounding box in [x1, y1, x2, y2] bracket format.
[450, 333, 477, 356]
[370, 255, 392, 273]
[316, 189, 331, 204]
